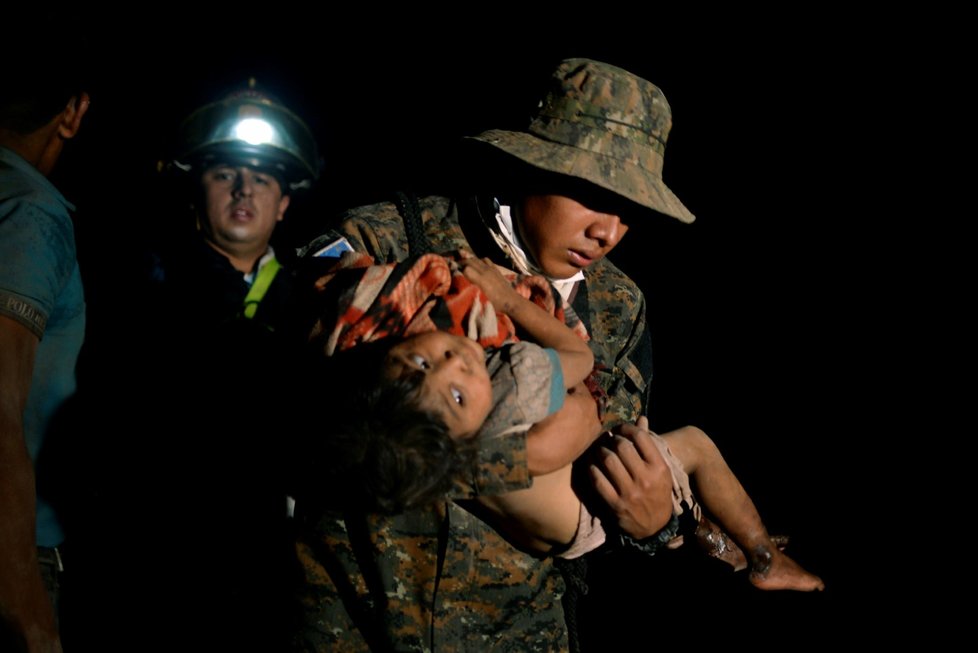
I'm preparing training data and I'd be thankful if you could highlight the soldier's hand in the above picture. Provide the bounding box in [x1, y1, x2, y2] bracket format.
[588, 416, 673, 539]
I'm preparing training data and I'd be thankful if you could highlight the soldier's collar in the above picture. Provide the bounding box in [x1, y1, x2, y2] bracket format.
[488, 198, 583, 302]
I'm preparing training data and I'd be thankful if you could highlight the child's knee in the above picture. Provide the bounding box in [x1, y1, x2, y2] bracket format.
[674, 424, 707, 442]
[672, 425, 717, 455]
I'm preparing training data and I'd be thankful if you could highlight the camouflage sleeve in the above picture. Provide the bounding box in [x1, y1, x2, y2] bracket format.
[582, 260, 653, 430]
[602, 292, 652, 428]
[450, 430, 532, 498]
[337, 201, 411, 263]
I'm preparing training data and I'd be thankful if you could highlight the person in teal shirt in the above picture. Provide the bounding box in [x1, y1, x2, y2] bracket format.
[0, 16, 90, 651]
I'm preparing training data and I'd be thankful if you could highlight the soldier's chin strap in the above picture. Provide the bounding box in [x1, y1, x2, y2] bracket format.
[242, 256, 281, 319]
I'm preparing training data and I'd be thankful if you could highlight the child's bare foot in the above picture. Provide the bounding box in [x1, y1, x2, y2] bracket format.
[747, 546, 825, 592]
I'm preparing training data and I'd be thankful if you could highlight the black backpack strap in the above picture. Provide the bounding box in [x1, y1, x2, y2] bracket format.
[393, 191, 431, 256]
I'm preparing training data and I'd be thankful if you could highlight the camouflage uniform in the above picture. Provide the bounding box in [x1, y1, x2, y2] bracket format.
[294, 196, 650, 653]
[293, 58, 694, 652]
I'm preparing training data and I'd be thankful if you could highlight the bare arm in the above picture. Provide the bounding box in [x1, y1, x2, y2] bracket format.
[470, 414, 674, 555]
[525, 382, 602, 476]
[0, 315, 62, 652]
[469, 385, 601, 555]
[460, 257, 594, 388]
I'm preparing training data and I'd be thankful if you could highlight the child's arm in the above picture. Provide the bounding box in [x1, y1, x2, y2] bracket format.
[525, 382, 602, 476]
[459, 257, 593, 387]
[465, 385, 602, 555]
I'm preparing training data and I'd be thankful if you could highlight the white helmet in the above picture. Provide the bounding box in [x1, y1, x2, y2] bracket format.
[172, 84, 320, 191]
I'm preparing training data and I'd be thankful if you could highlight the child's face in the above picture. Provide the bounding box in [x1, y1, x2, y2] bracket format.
[386, 332, 492, 439]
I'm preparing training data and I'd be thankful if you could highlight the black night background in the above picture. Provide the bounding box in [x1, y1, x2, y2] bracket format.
[39, 7, 925, 648]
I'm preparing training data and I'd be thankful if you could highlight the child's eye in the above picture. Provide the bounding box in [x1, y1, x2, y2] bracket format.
[411, 354, 429, 370]
[451, 388, 463, 405]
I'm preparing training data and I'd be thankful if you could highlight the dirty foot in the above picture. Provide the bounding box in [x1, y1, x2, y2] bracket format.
[748, 546, 825, 592]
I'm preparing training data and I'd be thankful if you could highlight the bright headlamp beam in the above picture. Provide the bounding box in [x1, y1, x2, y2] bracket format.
[232, 118, 275, 145]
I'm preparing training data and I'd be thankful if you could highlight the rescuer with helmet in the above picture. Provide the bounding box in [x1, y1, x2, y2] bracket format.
[101, 82, 322, 652]
[159, 80, 321, 330]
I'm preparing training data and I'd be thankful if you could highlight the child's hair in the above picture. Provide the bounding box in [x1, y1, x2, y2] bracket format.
[291, 337, 477, 514]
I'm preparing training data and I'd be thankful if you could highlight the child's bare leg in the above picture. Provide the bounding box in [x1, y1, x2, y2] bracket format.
[694, 515, 748, 571]
[661, 426, 824, 592]
[693, 518, 790, 572]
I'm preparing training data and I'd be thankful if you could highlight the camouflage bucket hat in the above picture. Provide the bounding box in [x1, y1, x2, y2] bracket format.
[467, 58, 695, 223]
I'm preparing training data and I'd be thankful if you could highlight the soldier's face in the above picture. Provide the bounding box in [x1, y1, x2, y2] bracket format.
[386, 332, 493, 439]
[198, 165, 290, 257]
[516, 194, 629, 279]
